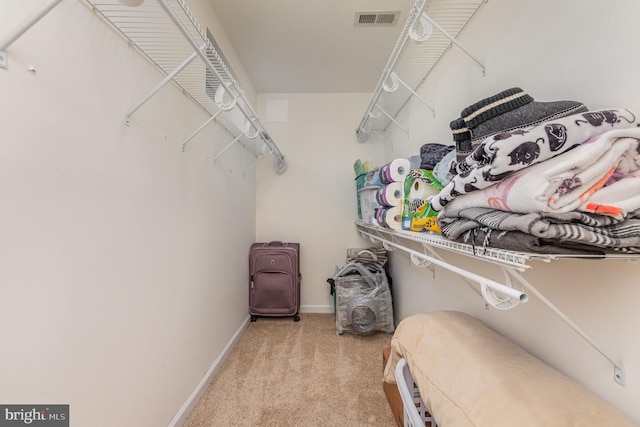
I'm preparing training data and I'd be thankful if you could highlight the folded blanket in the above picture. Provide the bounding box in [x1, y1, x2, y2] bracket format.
[431, 108, 638, 211]
[419, 143, 454, 170]
[439, 206, 640, 252]
[455, 227, 610, 255]
[442, 127, 640, 220]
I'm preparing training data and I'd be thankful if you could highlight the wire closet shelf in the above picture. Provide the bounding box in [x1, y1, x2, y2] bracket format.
[87, 0, 287, 173]
[356, 0, 486, 142]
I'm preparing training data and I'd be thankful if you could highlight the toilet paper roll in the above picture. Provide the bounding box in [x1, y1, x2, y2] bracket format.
[375, 206, 403, 230]
[376, 182, 403, 207]
[379, 158, 411, 184]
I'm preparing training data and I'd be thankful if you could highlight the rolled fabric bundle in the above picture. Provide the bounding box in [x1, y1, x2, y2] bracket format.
[375, 206, 403, 230]
[376, 182, 403, 207]
[379, 158, 411, 184]
[353, 159, 365, 176]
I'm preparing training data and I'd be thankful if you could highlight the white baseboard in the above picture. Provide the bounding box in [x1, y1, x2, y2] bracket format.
[168, 315, 251, 427]
[300, 304, 334, 314]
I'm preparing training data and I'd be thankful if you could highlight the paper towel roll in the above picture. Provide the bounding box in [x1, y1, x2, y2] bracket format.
[379, 158, 410, 184]
[375, 206, 403, 230]
[376, 182, 403, 207]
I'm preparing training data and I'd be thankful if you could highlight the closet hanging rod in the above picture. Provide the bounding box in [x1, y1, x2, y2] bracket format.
[358, 229, 528, 305]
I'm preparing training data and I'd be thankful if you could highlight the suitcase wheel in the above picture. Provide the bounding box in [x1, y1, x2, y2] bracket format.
[293, 314, 300, 322]
[251, 315, 258, 322]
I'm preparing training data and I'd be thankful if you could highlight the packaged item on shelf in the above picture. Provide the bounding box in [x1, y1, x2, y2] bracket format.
[355, 162, 383, 219]
[402, 169, 443, 233]
[376, 182, 403, 207]
[359, 186, 381, 224]
[375, 206, 403, 230]
[379, 158, 411, 184]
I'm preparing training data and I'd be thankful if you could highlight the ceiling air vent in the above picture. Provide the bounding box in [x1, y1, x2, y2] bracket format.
[355, 11, 400, 26]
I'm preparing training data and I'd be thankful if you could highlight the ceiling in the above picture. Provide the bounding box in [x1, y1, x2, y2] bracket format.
[206, 0, 415, 93]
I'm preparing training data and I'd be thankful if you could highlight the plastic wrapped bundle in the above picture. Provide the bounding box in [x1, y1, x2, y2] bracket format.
[333, 262, 394, 336]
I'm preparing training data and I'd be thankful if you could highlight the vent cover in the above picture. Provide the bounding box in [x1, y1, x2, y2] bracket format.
[355, 11, 400, 26]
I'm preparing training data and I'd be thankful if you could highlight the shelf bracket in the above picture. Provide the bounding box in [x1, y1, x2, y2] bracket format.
[383, 72, 435, 116]
[243, 159, 259, 177]
[181, 109, 223, 152]
[213, 133, 242, 162]
[410, 252, 432, 269]
[411, 12, 486, 76]
[125, 49, 201, 126]
[373, 103, 409, 136]
[508, 270, 626, 386]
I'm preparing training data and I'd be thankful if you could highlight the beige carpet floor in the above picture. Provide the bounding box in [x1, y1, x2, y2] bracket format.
[183, 313, 396, 427]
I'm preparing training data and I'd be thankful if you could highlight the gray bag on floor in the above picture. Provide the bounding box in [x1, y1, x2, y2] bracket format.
[333, 262, 394, 335]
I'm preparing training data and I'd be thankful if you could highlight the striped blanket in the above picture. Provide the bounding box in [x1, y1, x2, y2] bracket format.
[439, 207, 640, 254]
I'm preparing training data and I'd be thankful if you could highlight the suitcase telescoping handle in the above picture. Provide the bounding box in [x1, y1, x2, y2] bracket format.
[267, 241, 288, 247]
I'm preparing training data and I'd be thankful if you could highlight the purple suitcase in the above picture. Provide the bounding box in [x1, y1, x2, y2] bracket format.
[249, 241, 301, 322]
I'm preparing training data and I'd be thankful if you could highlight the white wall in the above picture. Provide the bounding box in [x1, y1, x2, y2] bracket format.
[0, 0, 257, 426]
[255, 93, 387, 311]
[381, 0, 640, 423]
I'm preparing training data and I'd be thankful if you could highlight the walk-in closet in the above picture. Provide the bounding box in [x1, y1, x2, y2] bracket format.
[2, 0, 640, 426]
